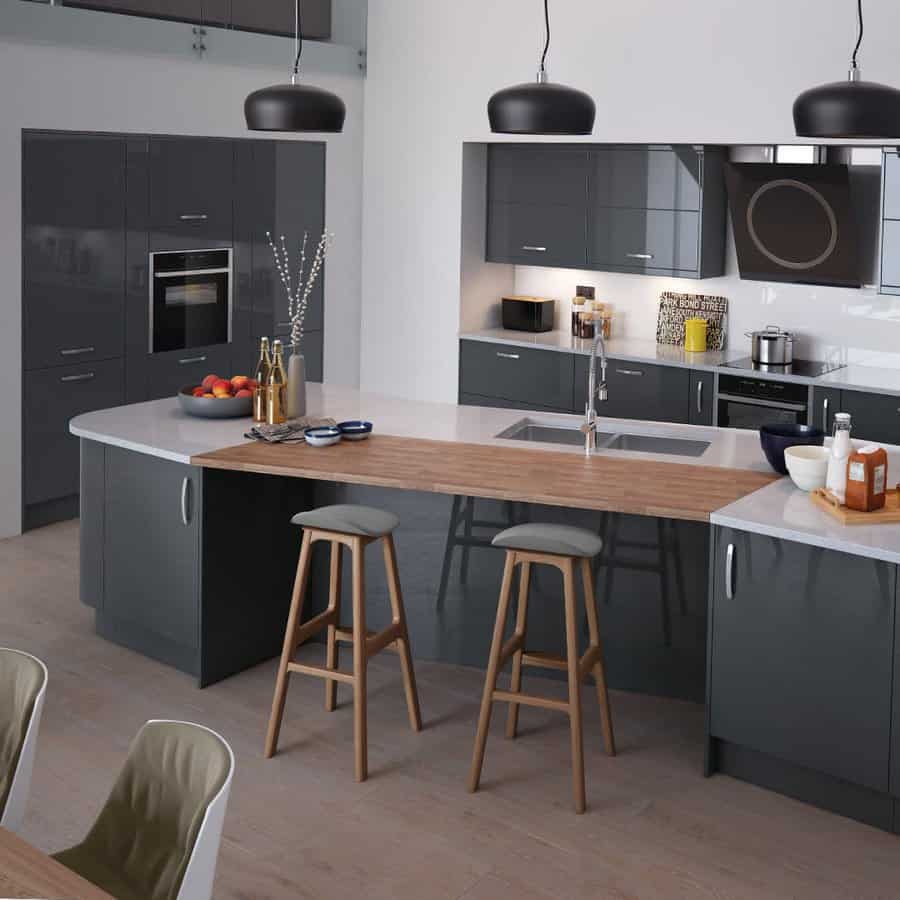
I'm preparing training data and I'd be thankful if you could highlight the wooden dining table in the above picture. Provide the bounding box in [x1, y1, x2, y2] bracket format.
[0, 827, 113, 900]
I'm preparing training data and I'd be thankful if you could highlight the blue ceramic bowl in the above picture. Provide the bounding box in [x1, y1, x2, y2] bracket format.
[305, 426, 342, 448]
[759, 424, 826, 475]
[337, 420, 373, 441]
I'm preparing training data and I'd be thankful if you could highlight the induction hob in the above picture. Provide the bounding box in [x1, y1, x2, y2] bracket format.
[721, 357, 846, 378]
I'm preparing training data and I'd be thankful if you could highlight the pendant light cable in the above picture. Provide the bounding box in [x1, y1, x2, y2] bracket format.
[539, 0, 550, 75]
[293, 0, 303, 80]
[851, 0, 863, 70]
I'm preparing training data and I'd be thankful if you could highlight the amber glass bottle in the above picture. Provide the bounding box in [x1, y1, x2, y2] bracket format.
[267, 339, 287, 425]
[253, 337, 272, 424]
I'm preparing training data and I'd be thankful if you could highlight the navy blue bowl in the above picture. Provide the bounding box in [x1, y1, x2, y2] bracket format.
[337, 420, 373, 441]
[759, 424, 826, 475]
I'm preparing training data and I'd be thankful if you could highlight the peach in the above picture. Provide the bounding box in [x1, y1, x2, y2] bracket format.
[202, 392, 216, 399]
[212, 378, 231, 392]
[235, 388, 253, 399]
[215, 393, 234, 400]
[247, 379, 258, 390]
[213, 387, 232, 398]
[231, 375, 250, 391]
[201, 374, 219, 391]
[192, 387, 206, 397]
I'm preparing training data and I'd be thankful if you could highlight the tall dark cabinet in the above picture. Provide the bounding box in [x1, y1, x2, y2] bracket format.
[22, 130, 328, 530]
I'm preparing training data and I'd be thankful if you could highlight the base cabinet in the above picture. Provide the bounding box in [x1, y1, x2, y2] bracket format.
[709, 527, 896, 794]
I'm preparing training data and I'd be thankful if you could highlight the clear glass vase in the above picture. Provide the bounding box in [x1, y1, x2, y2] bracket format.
[286, 346, 307, 419]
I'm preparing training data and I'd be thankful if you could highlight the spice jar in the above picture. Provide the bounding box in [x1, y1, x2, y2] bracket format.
[571, 295, 586, 337]
[578, 307, 596, 340]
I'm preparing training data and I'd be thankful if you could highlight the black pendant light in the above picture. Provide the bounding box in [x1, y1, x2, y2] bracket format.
[244, 0, 346, 133]
[488, 0, 595, 136]
[793, 0, 900, 139]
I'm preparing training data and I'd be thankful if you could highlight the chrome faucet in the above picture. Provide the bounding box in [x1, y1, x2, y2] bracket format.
[581, 332, 609, 455]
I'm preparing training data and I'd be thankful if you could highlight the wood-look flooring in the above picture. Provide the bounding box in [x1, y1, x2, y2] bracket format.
[192, 435, 778, 523]
[4, 521, 900, 899]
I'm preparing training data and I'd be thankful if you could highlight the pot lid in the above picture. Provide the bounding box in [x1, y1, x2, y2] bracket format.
[748, 326, 794, 340]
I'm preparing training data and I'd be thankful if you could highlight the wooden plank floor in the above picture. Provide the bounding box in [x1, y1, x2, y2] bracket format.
[3, 521, 900, 899]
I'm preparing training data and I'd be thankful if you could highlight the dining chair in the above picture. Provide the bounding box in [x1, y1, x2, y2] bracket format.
[0, 647, 48, 833]
[54, 719, 234, 900]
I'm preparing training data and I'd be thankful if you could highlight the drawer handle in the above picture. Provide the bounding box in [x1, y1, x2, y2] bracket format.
[521, 245, 547, 252]
[822, 397, 829, 432]
[616, 368, 644, 377]
[496, 352, 520, 360]
[179, 214, 208, 221]
[697, 379, 704, 414]
[60, 346, 95, 357]
[626, 252, 654, 260]
[725, 543, 735, 600]
[180, 477, 191, 526]
[60, 373, 95, 383]
[179, 355, 208, 365]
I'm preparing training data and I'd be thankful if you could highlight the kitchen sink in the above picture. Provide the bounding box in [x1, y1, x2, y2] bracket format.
[495, 418, 710, 458]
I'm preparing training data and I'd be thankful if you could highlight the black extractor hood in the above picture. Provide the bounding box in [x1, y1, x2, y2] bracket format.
[725, 163, 861, 288]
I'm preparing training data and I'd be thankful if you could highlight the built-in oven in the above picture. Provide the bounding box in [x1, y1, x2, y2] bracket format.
[149, 248, 232, 354]
[717, 373, 809, 430]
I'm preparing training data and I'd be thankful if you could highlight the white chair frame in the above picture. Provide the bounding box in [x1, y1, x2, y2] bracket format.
[0, 648, 48, 833]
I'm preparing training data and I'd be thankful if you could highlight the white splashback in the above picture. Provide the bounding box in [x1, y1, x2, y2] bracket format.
[514, 235, 900, 369]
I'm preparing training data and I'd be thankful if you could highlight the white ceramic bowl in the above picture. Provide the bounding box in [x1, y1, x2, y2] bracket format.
[784, 445, 830, 492]
[305, 426, 342, 448]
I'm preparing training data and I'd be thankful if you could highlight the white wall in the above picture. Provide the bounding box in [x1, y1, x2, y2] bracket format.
[0, 0, 365, 538]
[361, 0, 900, 403]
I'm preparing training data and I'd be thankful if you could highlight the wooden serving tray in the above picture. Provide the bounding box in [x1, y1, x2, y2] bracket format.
[811, 487, 900, 525]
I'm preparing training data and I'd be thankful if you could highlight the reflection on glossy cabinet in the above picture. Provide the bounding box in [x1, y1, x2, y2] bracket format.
[709, 526, 895, 792]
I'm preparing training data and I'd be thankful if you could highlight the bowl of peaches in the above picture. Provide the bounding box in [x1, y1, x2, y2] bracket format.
[177, 374, 257, 419]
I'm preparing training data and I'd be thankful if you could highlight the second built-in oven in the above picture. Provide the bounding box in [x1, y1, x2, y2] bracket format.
[149, 248, 232, 354]
[717, 373, 809, 430]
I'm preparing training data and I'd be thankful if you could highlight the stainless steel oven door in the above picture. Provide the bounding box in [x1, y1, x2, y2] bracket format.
[149, 249, 232, 354]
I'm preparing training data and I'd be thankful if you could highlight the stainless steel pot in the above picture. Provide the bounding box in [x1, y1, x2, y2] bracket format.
[747, 326, 794, 365]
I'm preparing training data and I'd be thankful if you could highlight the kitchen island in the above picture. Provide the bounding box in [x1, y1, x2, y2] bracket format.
[71, 384, 900, 833]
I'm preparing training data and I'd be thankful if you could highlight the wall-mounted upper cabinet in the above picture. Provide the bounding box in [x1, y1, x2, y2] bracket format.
[230, 0, 331, 39]
[881, 151, 900, 295]
[486, 144, 727, 279]
[60, 0, 332, 39]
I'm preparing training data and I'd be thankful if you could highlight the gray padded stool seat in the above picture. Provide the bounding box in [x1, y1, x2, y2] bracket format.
[291, 504, 400, 538]
[492, 523, 604, 559]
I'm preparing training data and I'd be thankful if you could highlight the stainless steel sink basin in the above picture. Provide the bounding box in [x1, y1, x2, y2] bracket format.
[495, 419, 611, 448]
[495, 418, 710, 458]
[605, 433, 710, 457]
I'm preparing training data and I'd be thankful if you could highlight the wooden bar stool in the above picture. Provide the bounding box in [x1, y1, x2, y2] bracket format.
[265, 504, 422, 782]
[468, 523, 616, 814]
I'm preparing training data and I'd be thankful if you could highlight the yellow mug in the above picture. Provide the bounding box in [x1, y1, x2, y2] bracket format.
[684, 318, 708, 353]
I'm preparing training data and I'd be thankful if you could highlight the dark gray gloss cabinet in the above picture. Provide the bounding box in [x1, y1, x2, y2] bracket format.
[574, 355, 690, 424]
[101, 446, 201, 674]
[839, 389, 900, 446]
[24, 358, 125, 509]
[459, 340, 574, 412]
[230, 0, 331, 39]
[23, 132, 126, 370]
[148, 137, 234, 249]
[709, 527, 895, 792]
[690, 372, 715, 426]
[880, 151, 900, 295]
[812, 387, 842, 435]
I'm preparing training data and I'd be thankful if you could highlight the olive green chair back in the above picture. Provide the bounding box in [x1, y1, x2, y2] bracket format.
[54, 720, 234, 900]
[0, 647, 48, 833]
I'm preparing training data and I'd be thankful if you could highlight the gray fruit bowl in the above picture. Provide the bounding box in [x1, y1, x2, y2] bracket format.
[177, 386, 253, 419]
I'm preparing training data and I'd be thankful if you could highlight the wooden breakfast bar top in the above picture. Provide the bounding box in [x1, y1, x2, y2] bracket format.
[191, 433, 779, 523]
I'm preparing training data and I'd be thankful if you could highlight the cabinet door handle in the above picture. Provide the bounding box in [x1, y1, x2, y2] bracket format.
[178, 355, 208, 365]
[521, 245, 547, 252]
[616, 368, 644, 377]
[181, 477, 191, 526]
[822, 397, 829, 432]
[626, 252, 654, 260]
[60, 373, 95, 383]
[697, 379, 704, 414]
[60, 346, 95, 357]
[496, 351, 520, 360]
[725, 543, 735, 600]
[179, 213, 208, 221]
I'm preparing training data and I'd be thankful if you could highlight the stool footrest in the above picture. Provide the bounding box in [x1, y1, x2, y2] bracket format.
[293, 608, 338, 648]
[522, 650, 567, 672]
[492, 689, 570, 714]
[366, 623, 403, 658]
[287, 661, 355, 684]
[334, 626, 402, 656]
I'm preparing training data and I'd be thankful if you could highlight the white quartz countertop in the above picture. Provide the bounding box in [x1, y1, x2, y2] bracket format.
[461, 329, 900, 395]
[70, 382, 773, 472]
[71, 384, 900, 563]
